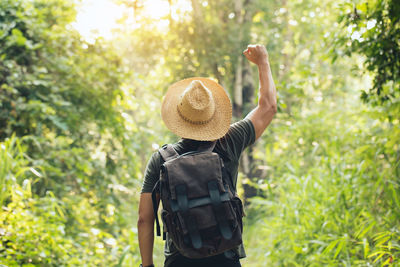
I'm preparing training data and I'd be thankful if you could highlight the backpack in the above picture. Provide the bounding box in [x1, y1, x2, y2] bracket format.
[151, 141, 245, 259]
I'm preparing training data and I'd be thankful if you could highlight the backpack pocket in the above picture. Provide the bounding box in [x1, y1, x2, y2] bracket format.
[171, 201, 242, 258]
[161, 210, 177, 242]
[161, 209, 187, 249]
[231, 197, 245, 233]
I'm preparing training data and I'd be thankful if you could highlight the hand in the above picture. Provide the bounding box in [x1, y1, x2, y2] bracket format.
[243, 44, 269, 66]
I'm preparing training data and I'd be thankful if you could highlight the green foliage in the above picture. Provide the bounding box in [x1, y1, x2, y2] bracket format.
[0, 0, 142, 265]
[0, 136, 141, 266]
[236, 0, 399, 266]
[336, 0, 400, 109]
[1, 0, 399, 266]
[117, 0, 257, 110]
[244, 98, 400, 266]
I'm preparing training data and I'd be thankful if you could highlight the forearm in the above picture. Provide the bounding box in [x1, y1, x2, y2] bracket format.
[138, 220, 155, 266]
[244, 51, 277, 140]
[257, 62, 277, 111]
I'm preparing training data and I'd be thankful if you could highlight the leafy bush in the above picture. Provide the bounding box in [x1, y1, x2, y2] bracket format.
[244, 98, 400, 266]
[0, 0, 142, 265]
[0, 136, 142, 266]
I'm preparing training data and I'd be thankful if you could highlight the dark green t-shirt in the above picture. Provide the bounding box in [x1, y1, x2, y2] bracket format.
[141, 119, 256, 263]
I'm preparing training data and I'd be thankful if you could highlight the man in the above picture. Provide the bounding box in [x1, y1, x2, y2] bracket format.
[138, 44, 277, 267]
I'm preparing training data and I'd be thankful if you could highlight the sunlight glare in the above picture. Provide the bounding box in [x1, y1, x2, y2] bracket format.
[142, 0, 193, 23]
[142, 0, 170, 19]
[72, 0, 126, 42]
[73, 0, 193, 40]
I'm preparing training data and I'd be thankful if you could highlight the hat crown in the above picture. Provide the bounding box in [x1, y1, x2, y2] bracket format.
[177, 80, 215, 124]
[161, 77, 232, 141]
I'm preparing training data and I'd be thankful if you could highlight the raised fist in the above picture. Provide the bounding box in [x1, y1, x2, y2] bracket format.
[243, 44, 269, 66]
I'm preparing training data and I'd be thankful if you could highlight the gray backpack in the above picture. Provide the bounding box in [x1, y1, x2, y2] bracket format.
[151, 141, 245, 259]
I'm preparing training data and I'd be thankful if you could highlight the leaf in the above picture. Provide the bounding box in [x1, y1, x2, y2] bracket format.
[11, 28, 27, 46]
[334, 239, 345, 259]
[293, 245, 303, 254]
[363, 238, 369, 259]
[372, 251, 387, 263]
[376, 236, 391, 247]
[48, 115, 69, 131]
[381, 257, 392, 266]
[374, 232, 389, 242]
[322, 239, 339, 255]
[253, 12, 265, 23]
[355, 145, 370, 155]
[390, 184, 400, 212]
[116, 245, 131, 267]
[29, 167, 42, 178]
[356, 222, 375, 239]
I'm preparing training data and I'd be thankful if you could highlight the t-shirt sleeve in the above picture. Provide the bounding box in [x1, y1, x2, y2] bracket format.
[224, 119, 256, 161]
[141, 152, 162, 193]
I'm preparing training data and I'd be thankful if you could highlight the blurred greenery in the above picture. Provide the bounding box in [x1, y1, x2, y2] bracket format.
[0, 0, 399, 266]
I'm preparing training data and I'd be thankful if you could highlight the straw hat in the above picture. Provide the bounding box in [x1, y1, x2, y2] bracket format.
[161, 77, 232, 141]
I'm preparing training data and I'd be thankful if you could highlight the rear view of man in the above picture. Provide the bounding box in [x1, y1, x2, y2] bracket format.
[138, 44, 277, 267]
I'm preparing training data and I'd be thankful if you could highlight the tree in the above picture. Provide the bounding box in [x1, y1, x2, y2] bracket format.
[336, 0, 400, 109]
[0, 0, 141, 265]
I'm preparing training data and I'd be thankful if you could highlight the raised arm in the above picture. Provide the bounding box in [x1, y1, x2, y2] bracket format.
[243, 44, 277, 140]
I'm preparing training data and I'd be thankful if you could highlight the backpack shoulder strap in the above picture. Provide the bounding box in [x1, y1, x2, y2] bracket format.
[159, 144, 179, 162]
[152, 144, 178, 239]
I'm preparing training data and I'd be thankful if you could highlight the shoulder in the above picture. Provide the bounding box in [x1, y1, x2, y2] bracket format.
[215, 119, 256, 161]
[141, 149, 164, 193]
[225, 119, 256, 145]
[228, 119, 255, 137]
[148, 142, 181, 168]
[143, 150, 163, 181]
[147, 149, 163, 169]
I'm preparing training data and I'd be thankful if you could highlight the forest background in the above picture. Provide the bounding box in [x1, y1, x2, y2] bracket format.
[0, 0, 399, 266]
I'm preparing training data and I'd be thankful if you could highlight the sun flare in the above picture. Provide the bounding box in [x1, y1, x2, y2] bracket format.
[72, 0, 193, 41]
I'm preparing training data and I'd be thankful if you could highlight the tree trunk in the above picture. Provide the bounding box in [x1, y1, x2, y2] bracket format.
[191, 0, 203, 30]
[232, 0, 258, 203]
[280, 0, 293, 116]
[233, 0, 244, 118]
[241, 49, 257, 203]
[234, 55, 243, 117]
[168, 0, 174, 28]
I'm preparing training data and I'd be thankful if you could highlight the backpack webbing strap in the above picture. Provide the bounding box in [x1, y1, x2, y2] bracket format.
[159, 144, 179, 162]
[176, 184, 202, 249]
[151, 180, 161, 237]
[208, 180, 233, 240]
[170, 190, 230, 212]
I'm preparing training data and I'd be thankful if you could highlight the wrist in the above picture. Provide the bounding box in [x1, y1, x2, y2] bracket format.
[257, 61, 270, 70]
[139, 264, 154, 267]
[257, 59, 269, 68]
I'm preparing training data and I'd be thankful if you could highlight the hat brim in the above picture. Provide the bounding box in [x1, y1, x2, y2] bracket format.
[161, 77, 232, 141]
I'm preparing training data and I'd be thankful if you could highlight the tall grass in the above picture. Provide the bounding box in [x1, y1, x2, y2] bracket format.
[243, 100, 400, 266]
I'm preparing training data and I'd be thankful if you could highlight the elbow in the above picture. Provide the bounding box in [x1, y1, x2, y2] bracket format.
[270, 103, 277, 114]
[259, 99, 277, 114]
[137, 217, 146, 228]
[137, 214, 154, 228]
